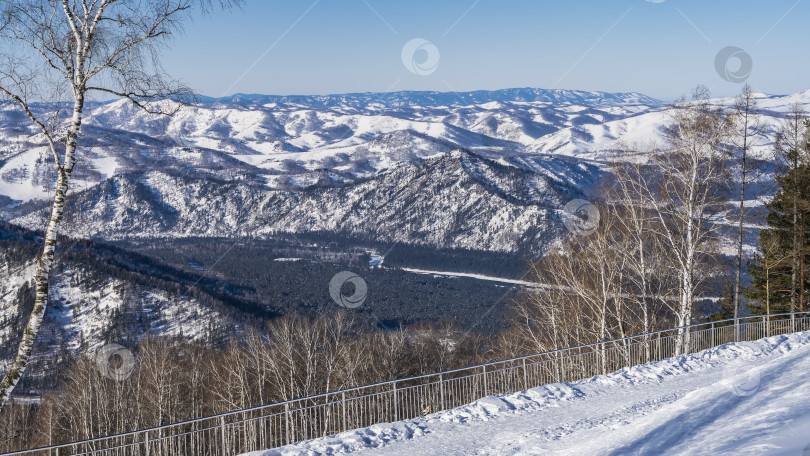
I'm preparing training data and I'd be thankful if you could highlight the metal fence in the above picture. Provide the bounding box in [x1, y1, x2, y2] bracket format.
[6, 312, 810, 456]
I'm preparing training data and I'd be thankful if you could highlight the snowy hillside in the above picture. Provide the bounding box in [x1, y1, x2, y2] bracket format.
[3, 88, 807, 254]
[0, 225, 252, 371]
[0, 87, 662, 207]
[244, 331, 810, 456]
[5, 150, 599, 253]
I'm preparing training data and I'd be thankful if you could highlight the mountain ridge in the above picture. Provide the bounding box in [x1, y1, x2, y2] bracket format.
[197, 87, 663, 109]
[6, 149, 599, 253]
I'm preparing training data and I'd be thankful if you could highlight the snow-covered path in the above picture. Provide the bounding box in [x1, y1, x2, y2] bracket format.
[245, 331, 810, 455]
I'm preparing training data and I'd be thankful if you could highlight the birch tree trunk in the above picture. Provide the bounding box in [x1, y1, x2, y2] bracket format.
[0, 0, 232, 409]
[0, 95, 83, 405]
[733, 85, 759, 331]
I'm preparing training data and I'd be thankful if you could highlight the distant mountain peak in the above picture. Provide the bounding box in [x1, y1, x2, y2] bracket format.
[200, 88, 662, 110]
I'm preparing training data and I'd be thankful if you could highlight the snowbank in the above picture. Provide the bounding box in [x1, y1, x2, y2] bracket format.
[243, 331, 810, 455]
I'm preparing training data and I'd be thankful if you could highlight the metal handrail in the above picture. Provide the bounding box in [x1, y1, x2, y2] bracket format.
[4, 311, 808, 455]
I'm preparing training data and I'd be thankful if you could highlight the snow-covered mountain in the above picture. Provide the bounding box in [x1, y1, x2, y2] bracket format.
[199, 88, 661, 110]
[6, 149, 599, 253]
[4, 87, 808, 254]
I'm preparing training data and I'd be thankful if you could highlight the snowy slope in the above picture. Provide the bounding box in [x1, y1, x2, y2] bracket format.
[2, 88, 809, 255]
[2, 88, 808, 207]
[244, 331, 810, 456]
[6, 150, 599, 253]
[0, 242, 240, 363]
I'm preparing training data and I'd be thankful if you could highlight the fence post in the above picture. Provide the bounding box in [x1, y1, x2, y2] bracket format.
[220, 416, 226, 456]
[393, 383, 399, 422]
[710, 322, 715, 348]
[144, 430, 149, 456]
[522, 358, 528, 390]
[341, 392, 347, 432]
[760, 315, 765, 339]
[482, 365, 488, 396]
[439, 374, 445, 410]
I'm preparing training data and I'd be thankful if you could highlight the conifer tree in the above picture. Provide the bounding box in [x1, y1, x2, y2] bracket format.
[746, 117, 810, 318]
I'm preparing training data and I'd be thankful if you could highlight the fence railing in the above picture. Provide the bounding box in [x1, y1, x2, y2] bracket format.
[5, 312, 810, 456]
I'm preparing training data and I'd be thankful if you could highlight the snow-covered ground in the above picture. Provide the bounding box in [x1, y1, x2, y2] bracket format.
[401, 267, 537, 287]
[244, 331, 810, 456]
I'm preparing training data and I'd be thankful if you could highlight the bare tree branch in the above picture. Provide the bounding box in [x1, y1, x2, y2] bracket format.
[0, 0, 241, 409]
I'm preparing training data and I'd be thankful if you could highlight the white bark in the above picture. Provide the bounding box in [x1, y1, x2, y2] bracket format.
[631, 89, 731, 355]
[0, 0, 209, 409]
[0, 95, 83, 405]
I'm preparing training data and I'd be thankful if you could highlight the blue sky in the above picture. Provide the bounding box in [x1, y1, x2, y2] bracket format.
[161, 0, 810, 101]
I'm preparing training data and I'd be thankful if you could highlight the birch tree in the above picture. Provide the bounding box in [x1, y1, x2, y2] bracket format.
[508, 262, 584, 355]
[731, 84, 764, 325]
[608, 158, 675, 342]
[511, 207, 632, 362]
[639, 87, 733, 353]
[0, 0, 237, 407]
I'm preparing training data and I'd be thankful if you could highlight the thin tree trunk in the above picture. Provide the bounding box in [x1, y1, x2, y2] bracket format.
[734, 112, 749, 326]
[792, 190, 798, 329]
[734, 149, 746, 341]
[635, 235, 652, 362]
[765, 270, 770, 336]
[796, 214, 805, 311]
[0, 96, 82, 405]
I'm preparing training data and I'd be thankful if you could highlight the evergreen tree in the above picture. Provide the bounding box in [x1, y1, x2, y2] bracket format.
[746, 118, 810, 316]
[710, 281, 736, 323]
[746, 230, 793, 315]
